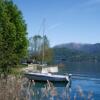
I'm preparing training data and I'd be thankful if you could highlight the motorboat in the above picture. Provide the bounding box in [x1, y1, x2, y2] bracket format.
[25, 72, 71, 83]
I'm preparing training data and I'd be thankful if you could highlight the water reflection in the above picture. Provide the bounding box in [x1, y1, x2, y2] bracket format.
[25, 80, 95, 100]
[23, 75, 100, 100]
[23, 62, 100, 100]
[27, 81, 71, 100]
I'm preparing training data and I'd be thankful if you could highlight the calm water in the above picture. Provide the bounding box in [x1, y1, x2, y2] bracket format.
[29, 62, 100, 100]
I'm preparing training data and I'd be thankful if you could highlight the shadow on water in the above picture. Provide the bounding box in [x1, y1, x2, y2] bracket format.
[27, 81, 71, 100]
[26, 77, 97, 100]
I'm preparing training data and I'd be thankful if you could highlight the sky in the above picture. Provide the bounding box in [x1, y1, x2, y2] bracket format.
[13, 0, 100, 47]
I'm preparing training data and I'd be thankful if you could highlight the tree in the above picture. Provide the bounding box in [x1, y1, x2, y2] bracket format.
[0, 0, 28, 76]
[29, 35, 53, 64]
[42, 35, 49, 50]
[29, 35, 42, 54]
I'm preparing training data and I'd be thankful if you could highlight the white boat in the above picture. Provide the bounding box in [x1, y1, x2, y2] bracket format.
[25, 20, 72, 84]
[41, 66, 58, 73]
[25, 72, 71, 83]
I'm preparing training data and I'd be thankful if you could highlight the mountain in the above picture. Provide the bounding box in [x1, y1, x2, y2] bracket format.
[54, 43, 100, 53]
[53, 43, 100, 63]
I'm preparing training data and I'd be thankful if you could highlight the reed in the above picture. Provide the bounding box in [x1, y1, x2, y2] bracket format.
[0, 76, 29, 100]
[0, 76, 94, 100]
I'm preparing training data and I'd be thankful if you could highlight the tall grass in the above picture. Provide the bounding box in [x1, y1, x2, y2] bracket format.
[0, 76, 29, 100]
[0, 76, 94, 100]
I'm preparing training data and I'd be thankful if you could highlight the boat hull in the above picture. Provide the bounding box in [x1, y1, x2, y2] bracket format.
[24, 72, 69, 83]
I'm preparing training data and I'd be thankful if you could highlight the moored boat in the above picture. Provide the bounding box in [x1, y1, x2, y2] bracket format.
[24, 72, 71, 83]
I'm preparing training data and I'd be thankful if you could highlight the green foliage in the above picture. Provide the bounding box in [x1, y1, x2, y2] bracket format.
[0, 0, 28, 76]
[53, 47, 100, 63]
[29, 35, 53, 64]
[29, 35, 42, 54]
[36, 48, 53, 64]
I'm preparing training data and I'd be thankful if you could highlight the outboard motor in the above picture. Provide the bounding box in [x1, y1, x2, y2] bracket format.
[68, 74, 72, 88]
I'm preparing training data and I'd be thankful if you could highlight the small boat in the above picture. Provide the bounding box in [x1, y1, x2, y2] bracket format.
[41, 66, 58, 73]
[24, 20, 72, 85]
[24, 72, 71, 83]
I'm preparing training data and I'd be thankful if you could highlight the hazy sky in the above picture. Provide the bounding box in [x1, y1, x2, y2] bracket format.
[13, 0, 100, 46]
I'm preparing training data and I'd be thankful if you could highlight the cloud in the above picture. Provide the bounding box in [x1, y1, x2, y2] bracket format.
[66, 0, 100, 13]
[48, 23, 61, 30]
[82, 0, 100, 7]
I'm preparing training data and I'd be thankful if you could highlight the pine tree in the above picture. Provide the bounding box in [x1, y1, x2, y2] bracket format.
[0, 0, 28, 76]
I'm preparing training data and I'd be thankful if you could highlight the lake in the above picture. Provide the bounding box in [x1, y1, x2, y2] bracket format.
[28, 62, 100, 100]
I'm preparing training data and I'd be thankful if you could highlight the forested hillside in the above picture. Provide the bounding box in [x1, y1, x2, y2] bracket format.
[53, 43, 100, 63]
